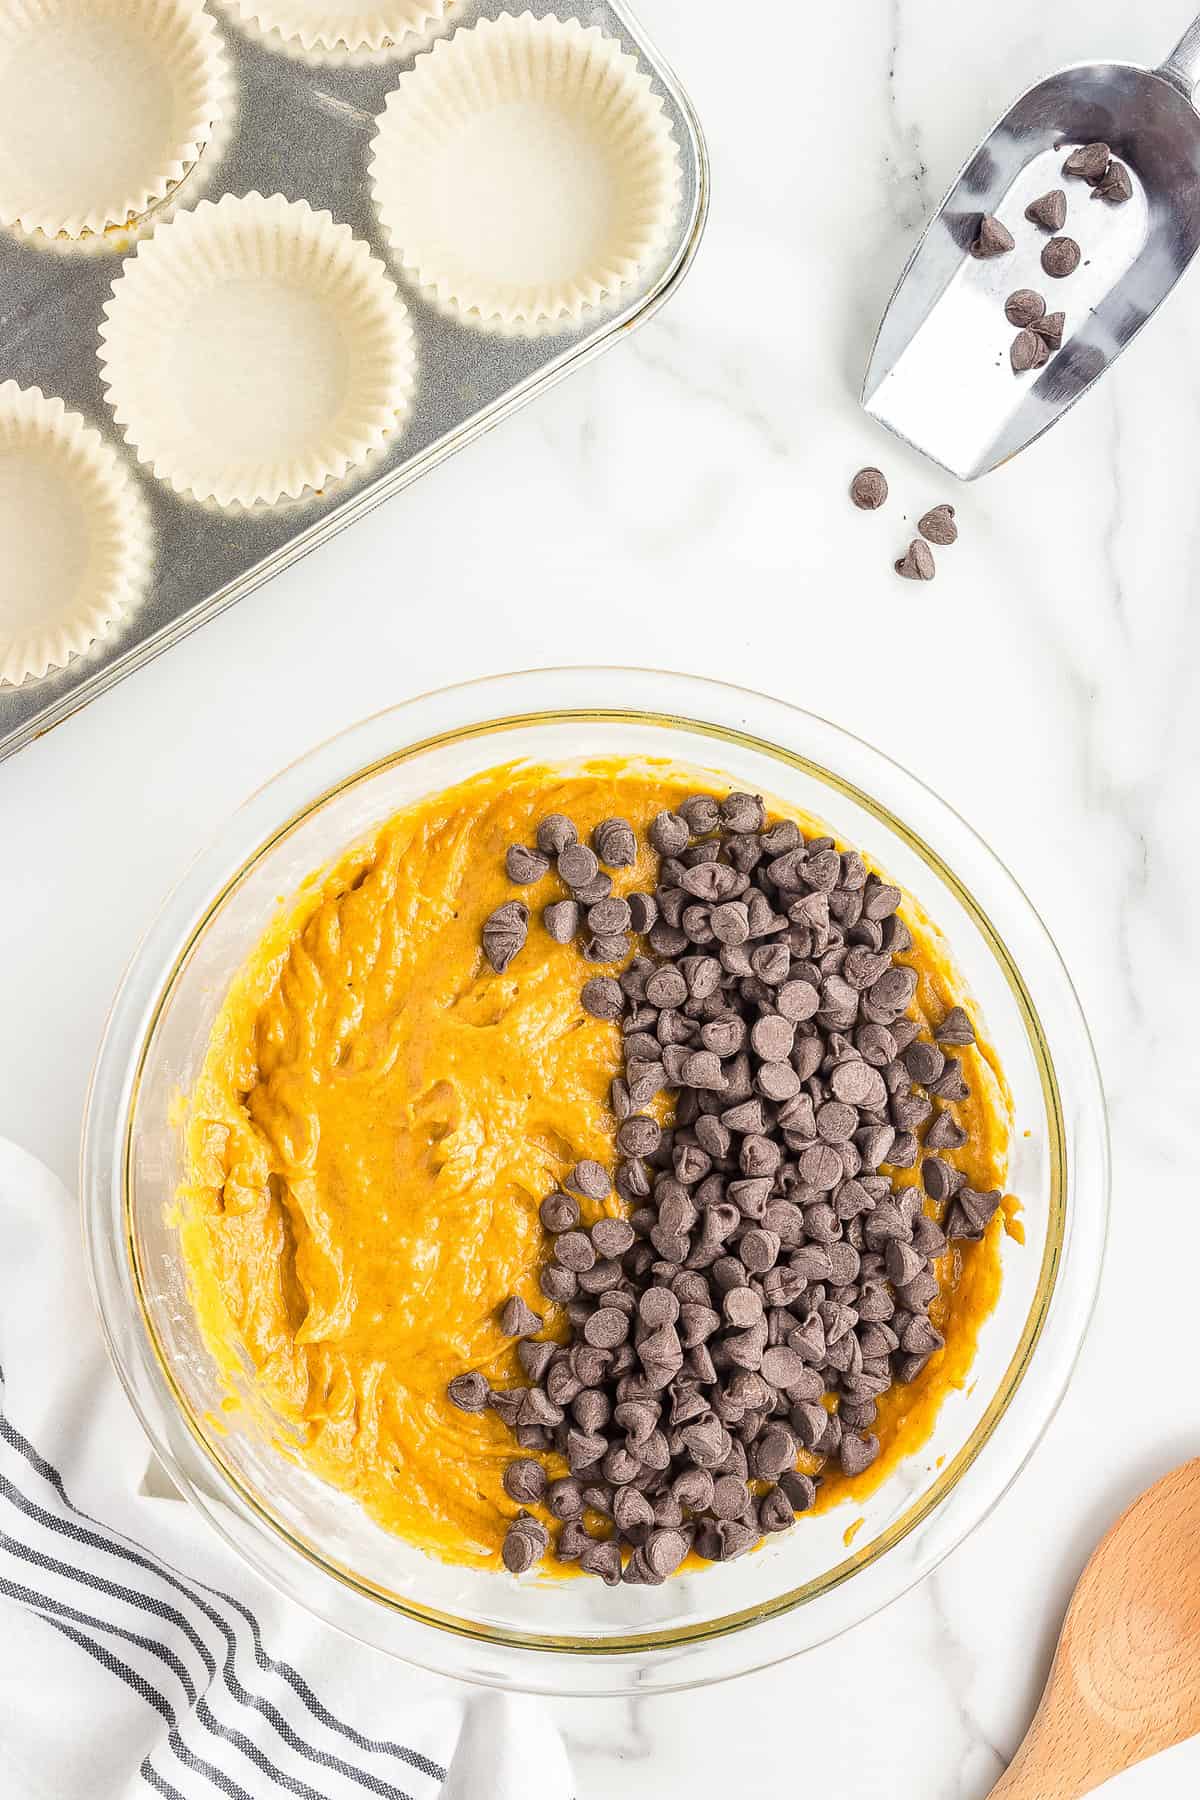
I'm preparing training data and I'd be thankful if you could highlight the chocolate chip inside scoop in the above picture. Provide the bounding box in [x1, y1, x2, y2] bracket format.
[461, 794, 999, 1583]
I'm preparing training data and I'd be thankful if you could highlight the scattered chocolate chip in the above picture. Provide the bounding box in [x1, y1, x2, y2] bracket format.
[1005, 288, 1046, 328]
[500, 1296, 542, 1338]
[1025, 190, 1067, 232]
[483, 901, 528, 974]
[1092, 159, 1132, 205]
[448, 1371, 489, 1412]
[1042, 236, 1081, 279]
[1063, 142, 1111, 185]
[970, 213, 1015, 258]
[918, 505, 957, 547]
[1011, 328, 1050, 374]
[850, 467, 888, 510]
[592, 817, 637, 868]
[895, 540, 935, 582]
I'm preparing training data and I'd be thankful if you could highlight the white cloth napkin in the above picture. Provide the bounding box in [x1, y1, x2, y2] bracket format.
[0, 1135, 572, 1800]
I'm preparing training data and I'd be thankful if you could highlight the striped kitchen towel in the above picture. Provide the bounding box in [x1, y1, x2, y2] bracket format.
[0, 1136, 572, 1800]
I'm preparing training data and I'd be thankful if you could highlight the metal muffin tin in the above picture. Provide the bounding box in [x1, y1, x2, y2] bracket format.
[0, 0, 708, 764]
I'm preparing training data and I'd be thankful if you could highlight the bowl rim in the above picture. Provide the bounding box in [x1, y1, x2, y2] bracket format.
[81, 667, 1109, 1692]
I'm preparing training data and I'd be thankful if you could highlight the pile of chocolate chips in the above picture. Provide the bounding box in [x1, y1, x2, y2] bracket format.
[455, 793, 1000, 1584]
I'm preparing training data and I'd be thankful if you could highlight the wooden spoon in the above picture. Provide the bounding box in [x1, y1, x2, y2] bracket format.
[990, 1460, 1200, 1798]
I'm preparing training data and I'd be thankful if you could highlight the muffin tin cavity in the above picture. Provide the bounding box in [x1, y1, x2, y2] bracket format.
[0, 0, 228, 239]
[0, 1, 704, 745]
[98, 192, 417, 507]
[0, 381, 152, 685]
[370, 12, 681, 329]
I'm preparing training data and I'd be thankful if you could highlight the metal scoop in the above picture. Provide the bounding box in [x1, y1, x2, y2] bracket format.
[862, 13, 1200, 479]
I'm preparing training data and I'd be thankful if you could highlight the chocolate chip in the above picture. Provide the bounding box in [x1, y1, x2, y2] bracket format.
[946, 1187, 1002, 1240]
[448, 1371, 489, 1412]
[644, 1527, 689, 1578]
[649, 811, 690, 857]
[519, 1339, 555, 1382]
[544, 899, 580, 944]
[1005, 288, 1046, 328]
[1011, 329, 1050, 374]
[559, 843, 599, 890]
[839, 1431, 880, 1478]
[539, 1190, 580, 1233]
[617, 1114, 661, 1158]
[918, 505, 957, 547]
[536, 814, 577, 856]
[1025, 189, 1067, 231]
[500, 1296, 542, 1338]
[850, 467, 888, 510]
[1092, 159, 1132, 204]
[581, 976, 623, 1020]
[575, 872, 613, 904]
[935, 1005, 976, 1046]
[540, 1263, 577, 1304]
[568, 1160, 611, 1201]
[503, 1459, 547, 1505]
[556, 1230, 597, 1275]
[682, 1051, 727, 1090]
[970, 213, 1014, 258]
[584, 1306, 629, 1348]
[750, 1015, 795, 1062]
[1032, 311, 1065, 351]
[722, 792, 765, 833]
[627, 893, 658, 933]
[502, 1512, 549, 1572]
[1042, 237, 1081, 279]
[1063, 141, 1111, 185]
[584, 933, 630, 963]
[587, 897, 631, 937]
[591, 817, 637, 868]
[895, 539, 935, 581]
[579, 1539, 623, 1585]
[483, 901, 528, 974]
[679, 795, 721, 836]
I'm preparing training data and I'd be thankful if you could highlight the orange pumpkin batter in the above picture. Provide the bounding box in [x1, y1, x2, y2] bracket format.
[178, 759, 1012, 1570]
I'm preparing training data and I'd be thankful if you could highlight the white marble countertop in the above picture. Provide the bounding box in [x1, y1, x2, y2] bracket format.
[3, 0, 1199, 1793]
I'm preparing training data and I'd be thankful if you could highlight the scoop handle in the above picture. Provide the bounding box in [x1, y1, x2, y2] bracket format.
[1161, 12, 1200, 100]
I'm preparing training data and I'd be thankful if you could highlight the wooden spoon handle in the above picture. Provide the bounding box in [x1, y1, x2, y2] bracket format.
[987, 1712, 1113, 1800]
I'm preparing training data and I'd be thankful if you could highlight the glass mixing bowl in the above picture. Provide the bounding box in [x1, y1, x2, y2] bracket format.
[82, 668, 1108, 1695]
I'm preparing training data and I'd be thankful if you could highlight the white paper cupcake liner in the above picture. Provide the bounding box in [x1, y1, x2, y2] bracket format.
[0, 0, 228, 240]
[98, 192, 417, 508]
[0, 382, 153, 686]
[369, 11, 682, 329]
[218, 0, 445, 55]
